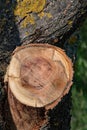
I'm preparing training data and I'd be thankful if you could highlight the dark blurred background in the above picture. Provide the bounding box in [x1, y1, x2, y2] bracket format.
[71, 19, 87, 130]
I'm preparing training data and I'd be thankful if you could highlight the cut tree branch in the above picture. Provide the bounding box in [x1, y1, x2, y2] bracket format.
[0, 0, 87, 130]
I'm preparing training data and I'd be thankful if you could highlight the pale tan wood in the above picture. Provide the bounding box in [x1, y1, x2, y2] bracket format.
[8, 88, 47, 130]
[5, 44, 73, 109]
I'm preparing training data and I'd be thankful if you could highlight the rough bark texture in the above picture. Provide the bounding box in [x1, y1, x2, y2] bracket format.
[8, 88, 47, 130]
[0, 0, 87, 130]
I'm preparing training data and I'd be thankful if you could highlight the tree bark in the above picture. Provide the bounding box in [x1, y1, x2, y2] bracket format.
[0, 0, 87, 130]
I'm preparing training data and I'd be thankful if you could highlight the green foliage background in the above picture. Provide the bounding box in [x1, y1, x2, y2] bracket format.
[71, 20, 87, 130]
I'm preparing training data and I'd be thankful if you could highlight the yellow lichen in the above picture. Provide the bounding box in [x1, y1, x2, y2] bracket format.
[38, 12, 45, 19]
[68, 20, 73, 27]
[45, 13, 52, 18]
[68, 35, 78, 44]
[21, 14, 35, 28]
[14, 0, 46, 27]
[38, 12, 52, 19]
[25, 31, 29, 36]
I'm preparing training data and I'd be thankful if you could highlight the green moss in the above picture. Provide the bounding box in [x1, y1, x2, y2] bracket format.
[71, 19, 87, 130]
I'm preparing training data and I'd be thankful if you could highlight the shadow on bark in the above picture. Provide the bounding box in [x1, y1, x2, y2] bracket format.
[0, 0, 21, 130]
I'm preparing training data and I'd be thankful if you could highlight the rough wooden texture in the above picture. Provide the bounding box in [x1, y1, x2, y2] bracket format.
[14, 0, 87, 44]
[6, 44, 73, 108]
[0, 0, 87, 130]
[5, 44, 73, 130]
[8, 88, 47, 130]
[0, 0, 87, 75]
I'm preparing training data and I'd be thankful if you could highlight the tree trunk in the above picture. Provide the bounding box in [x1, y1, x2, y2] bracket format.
[0, 0, 87, 130]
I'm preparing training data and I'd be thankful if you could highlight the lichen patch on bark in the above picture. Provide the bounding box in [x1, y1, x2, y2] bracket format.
[14, 0, 52, 27]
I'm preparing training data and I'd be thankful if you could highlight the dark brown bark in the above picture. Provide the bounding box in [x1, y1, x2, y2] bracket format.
[0, 0, 87, 130]
[8, 88, 47, 130]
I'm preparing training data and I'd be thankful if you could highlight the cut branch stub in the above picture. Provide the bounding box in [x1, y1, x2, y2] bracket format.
[6, 44, 73, 109]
